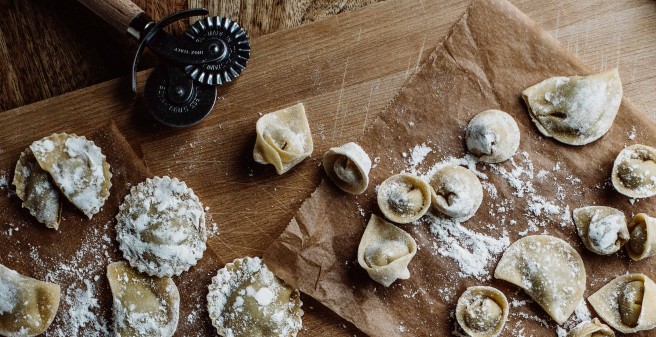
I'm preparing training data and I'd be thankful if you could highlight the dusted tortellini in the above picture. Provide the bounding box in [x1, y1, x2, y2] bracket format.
[323, 142, 372, 194]
[357, 215, 417, 287]
[522, 69, 622, 145]
[207, 256, 303, 337]
[465, 109, 520, 163]
[429, 165, 483, 220]
[626, 213, 656, 261]
[116, 176, 207, 277]
[588, 274, 656, 334]
[0, 264, 61, 337]
[572, 206, 629, 255]
[567, 318, 615, 337]
[611, 144, 656, 198]
[377, 173, 431, 224]
[494, 235, 586, 324]
[455, 286, 509, 337]
[107, 261, 180, 337]
[253, 103, 313, 175]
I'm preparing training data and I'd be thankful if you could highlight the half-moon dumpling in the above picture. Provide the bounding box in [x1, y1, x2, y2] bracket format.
[116, 176, 207, 277]
[0, 264, 61, 337]
[357, 214, 417, 287]
[107, 261, 180, 337]
[429, 165, 483, 221]
[455, 286, 509, 337]
[29, 133, 112, 218]
[377, 173, 431, 224]
[323, 142, 371, 194]
[465, 109, 520, 163]
[13, 148, 62, 229]
[253, 103, 313, 175]
[572, 206, 629, 255]
[611, 144, 656, 198]
[626, 213, 656, 261]
[588, 273, 656, 333]
[567, 318, 614, 337]
[207, 256, 303, 337]
[494, 235, 586, 324]
[522, 69, 622, 145]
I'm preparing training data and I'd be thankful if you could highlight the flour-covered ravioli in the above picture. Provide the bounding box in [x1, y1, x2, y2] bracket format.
[13, 148, 62, 229]
[522, 69, 622, 145]
[0, 264, 61, 337]
[494, 235, 586, 324]
[377, 173, 431, 223]
[455, 286, 509, 337]
[357, 215, 417, 287]
[116, 176, 207, 277]
[207, 257, 303, 337]
[323, 142, 371, 194]
[107, 261, 179, 337]
[588, 274, 656, 333]
[572, 206, 629, 255]
[626, 213, 656, 261]
[465, 109, 520, 163]
[611, 144, 656, 198]
[429, 165, 483, 221]
[253, 103, 313, 175]
[567, 318, 614, 337]
[29, 133, 111, 218]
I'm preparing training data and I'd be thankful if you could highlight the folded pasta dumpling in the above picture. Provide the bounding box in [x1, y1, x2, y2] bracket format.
[626, 213, 656, 261]
[357, 215, 417, 287]
[567, 318, 614, 337]
[611, 144, 656, 198]
[522, 69, 622, 145]
[429, 165, 483, 221]
[0, 264, 61, 337]
[207, 257, 303, 337]
[588, 274, 656, 334]
[323, 142, 371, 194]
[494, 235, 586, 324]
[377, 173, 431, 223]
[455, 286, 509, 337]
[253, 103, 313, 175]
[572, 206, 629, 255]
[465, 109, 520, 163]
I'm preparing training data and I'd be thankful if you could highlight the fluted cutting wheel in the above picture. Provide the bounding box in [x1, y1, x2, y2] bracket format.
[184, 16, 250, 86]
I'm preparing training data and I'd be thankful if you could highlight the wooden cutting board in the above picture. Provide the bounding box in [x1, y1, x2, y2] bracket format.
[0, 0, 655, 335]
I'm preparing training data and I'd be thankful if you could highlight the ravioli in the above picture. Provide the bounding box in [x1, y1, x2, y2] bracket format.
[455, 286, 509, 337]
[465, 109, 520, 163]
[429, 165, 483, 221]
[377, 173, 431, 224]
[323, 142, 371, 194]
[567, 318, 614, 337]
[572, 206, 629, 255]
[611, 144, 656, 198]
[626, 213, 656, 261]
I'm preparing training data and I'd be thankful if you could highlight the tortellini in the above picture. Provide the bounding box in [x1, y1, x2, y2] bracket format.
[107, 261, 180, 337]
[322, 142, 371, 194]
[429, 165, 483, 220]
[567, 318, 614, 337]
[207, 256, 303, 337]
[0, 264, 61, 337]
[626, 213, 656, 261]
[522, 69, 622, 145]
[611, 144, 656, 198]
[465, 109, 520, 163]
[572, 206, 629, 255]
[588, 273, 656, 333]
[494, 235, 586, 324]
[253, 103, 313, 175]
[455, 286, 509, 337]
[377, 173, 431, 223]
[357, 215, 417, 287]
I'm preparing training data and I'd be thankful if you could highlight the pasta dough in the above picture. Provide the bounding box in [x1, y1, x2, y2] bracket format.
[494, 235, 586, 324]
[377, 173, 431, 223]
[322, 142, 371, 194]
[207, 256, 303, 337]
[572, 206, 629, 255]
[116, 176, 207, 277]
[253, 103, 313, 175]
[611, 144, 656, 198]
[455, 286, 509, 337]
[357, 214, 417, 287]
[567, 318, 614, 337]
[429, 165, 483, 220]
[107, 261, 179, 337]
[522, 69, 622, 145]
[626, 213, 656, 261]
[465, 109, 520, 163]
[588, 273, 656, 334]
[0, 264, 61, 337]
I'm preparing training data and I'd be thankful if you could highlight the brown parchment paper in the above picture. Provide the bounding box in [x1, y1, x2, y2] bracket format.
[264, 0, 656, 336]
